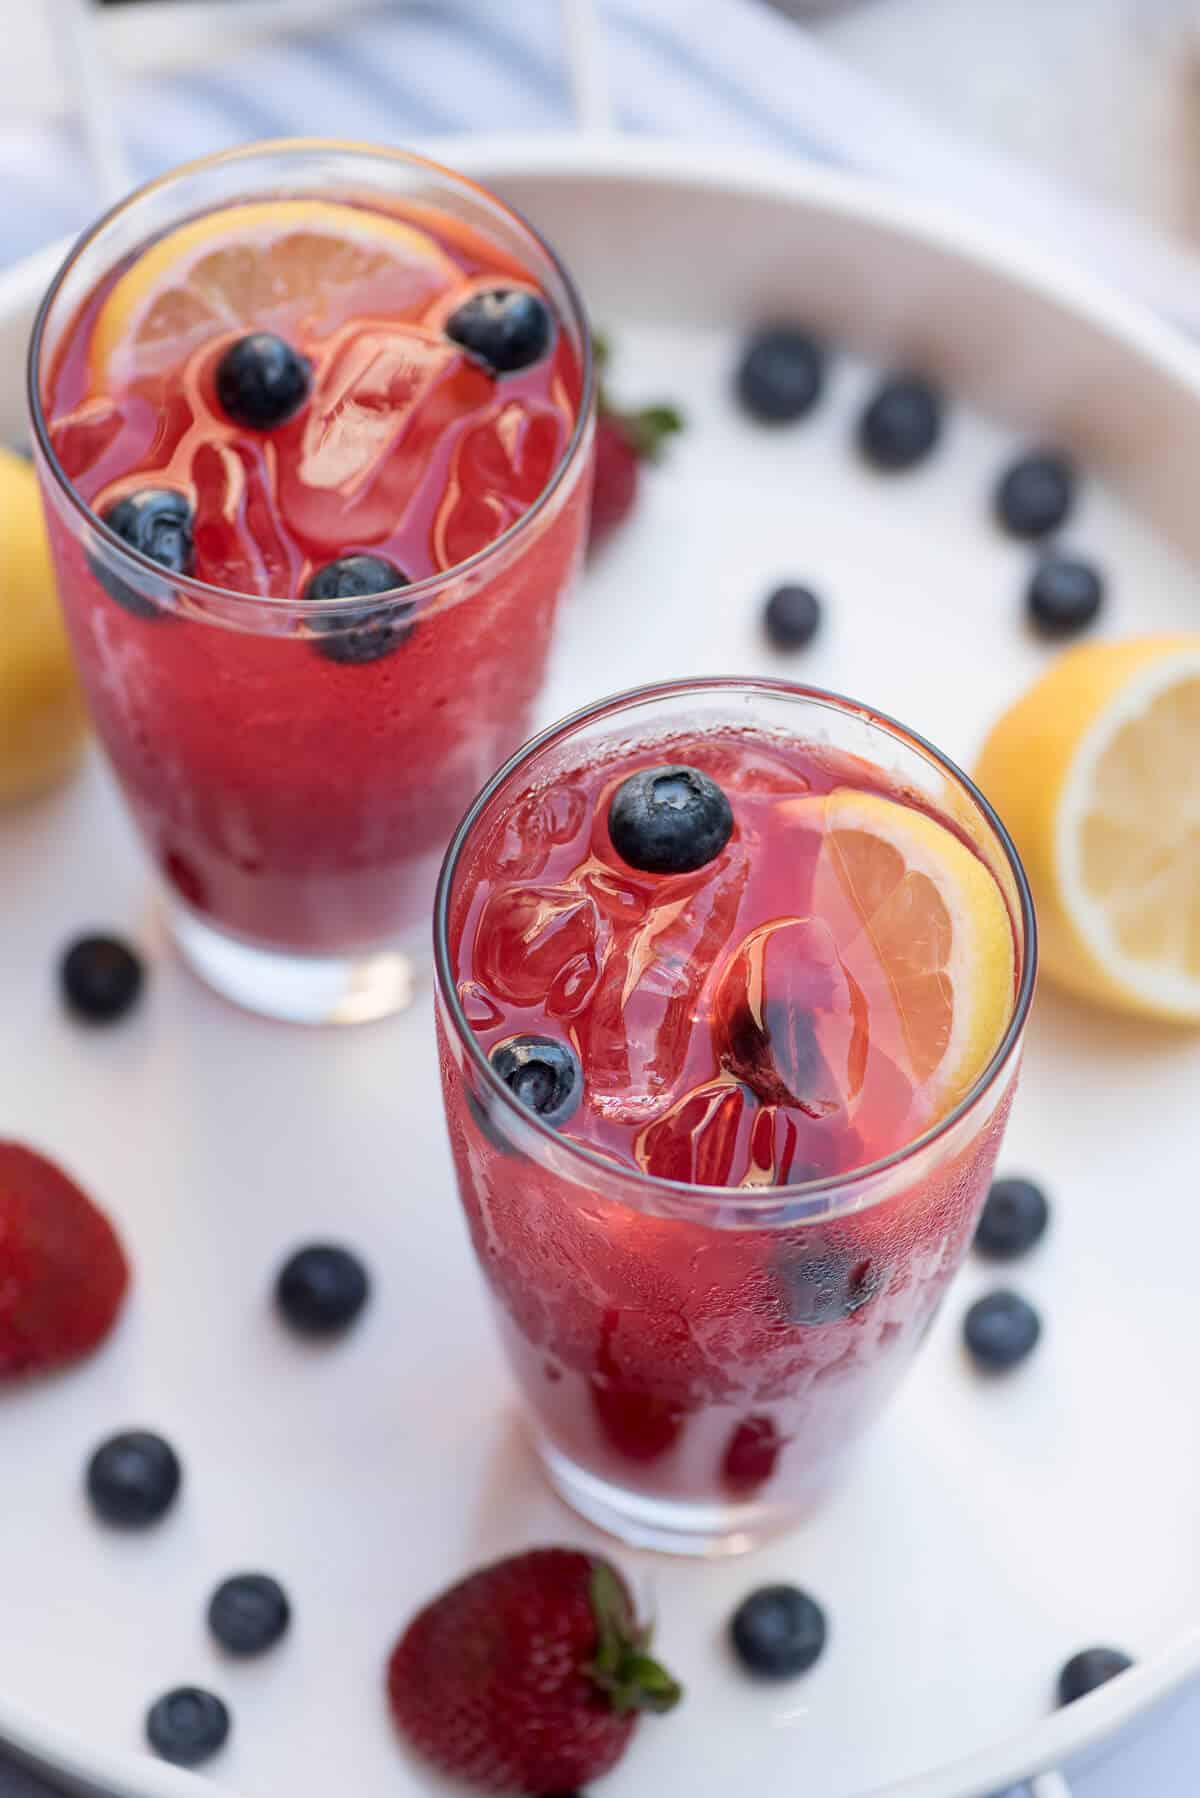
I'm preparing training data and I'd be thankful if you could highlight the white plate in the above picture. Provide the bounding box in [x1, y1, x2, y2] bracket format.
[2, 135, 1200, 1798]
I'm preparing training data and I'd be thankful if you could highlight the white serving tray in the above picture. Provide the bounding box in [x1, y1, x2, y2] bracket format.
[2, 136, 1200, 1798]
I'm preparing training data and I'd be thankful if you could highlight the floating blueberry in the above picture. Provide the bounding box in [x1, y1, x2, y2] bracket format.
[209, 1573, 291, 1657]
[776, 1245, 882, 1326]
[1057, 1646, 1134, 1706]
[96, 488, 193, 618]
[1028, 554, 1104, 637]
[215, 333, 311, 430]
[489, 1035, 582, 1129]
[736, 329, 825, 424]
[964, 1289, 1041, 1370]
[86, 1431, 181, 1527]
[276, 1244, 370, 1337]
[975, 1177, 1050, 1261]
[763, 583, 822, 651]
[146, 1687, 230, 1767]
[445, 288, 553, 375]
[730, 1586, 827, 1680]
[60, 934, 144, 1024]
[608, 764, 734, 875]
[857, 375, 942, 471]
[306, 555, 415, 664]
[995, 452, 1075, 538]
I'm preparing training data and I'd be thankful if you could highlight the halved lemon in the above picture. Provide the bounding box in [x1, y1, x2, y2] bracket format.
[0, 447, 87, 804]
[790, 788, 1017, 1120]
[976, 635, 1200, 1021]
[90, 199, 458, 383]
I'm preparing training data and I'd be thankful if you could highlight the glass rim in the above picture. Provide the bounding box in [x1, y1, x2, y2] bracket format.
[433, 675, 1038, 1216]
[26, 135, 596, 619]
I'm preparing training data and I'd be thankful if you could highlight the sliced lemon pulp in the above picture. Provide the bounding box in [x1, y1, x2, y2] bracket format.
[90, 199, 459, 383]
[0, 448, 87, 804]
[976, 635, 1200, 1021]
[789, 788, 1016, 1123]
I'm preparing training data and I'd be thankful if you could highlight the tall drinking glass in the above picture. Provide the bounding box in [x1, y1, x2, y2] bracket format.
[29, 140, 594, 1023]
[435, 679, 1036, 1555]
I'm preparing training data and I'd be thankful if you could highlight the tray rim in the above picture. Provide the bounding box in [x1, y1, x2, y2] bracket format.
[3, 129, 1200, 1798]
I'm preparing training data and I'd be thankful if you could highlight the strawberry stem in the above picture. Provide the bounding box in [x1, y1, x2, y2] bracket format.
[592, 329, 685, 464]
[585, 1562, 683, 1716]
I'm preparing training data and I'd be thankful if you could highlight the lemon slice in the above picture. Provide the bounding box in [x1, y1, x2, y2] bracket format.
[791, 788, 1016, 1120]
[90, 199, 458, 382]
[976, 635, 1200, 1021]
[0, 448, 87, 804]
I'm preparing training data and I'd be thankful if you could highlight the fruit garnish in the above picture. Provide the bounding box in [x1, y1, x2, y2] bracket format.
[0, 446, 87, 803]
[975, 634, 1200, 1019]
[0, 1142, 129, 1378]
[1058, 1647, 1134, 1706]
[275, 1243, 370, 1337]
[736, 327, 825, 424]
[214, 331, 311, 430]
[857, 374, 942, 471]
[90, 199, 458, 382]
[763, 581, 822, 651]
[208, 1573, 291, 1657]
[387, 1547, 681, 1792]
[729, 1585, 827, 1680]
[445, 287, 553, 375]
[588, 333, 683, 546]
[488, 1035, 583, 1129]
[60, 933, 145, 1023]
[607, 764, 733, 875]
[86, 1430, 181, 1528]
[781, 787, 1016, 1129]
[963, 1288, 1041, 1370]
[1027, 553, 1104, 638]
[994, 449, 1076, 538]
[146, 1687, 230, 1768]
[974, 1176, 1050, 1261]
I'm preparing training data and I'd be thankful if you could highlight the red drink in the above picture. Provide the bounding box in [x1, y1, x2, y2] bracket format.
[30, 143, 593, 1022]
[436, 681, 1035, 1553]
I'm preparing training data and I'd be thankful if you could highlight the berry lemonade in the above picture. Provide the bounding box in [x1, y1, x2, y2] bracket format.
[438, 689, 1031, 1549]
[32, 149, 591, 1005]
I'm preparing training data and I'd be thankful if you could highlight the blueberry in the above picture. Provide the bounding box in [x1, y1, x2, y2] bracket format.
[60, 934, 144, 1024]
[763, 583, 821, 651]
[964, 1289, 1041, 1369]
[736, 329, 825, 424]
[146, 1687, 230, 1767]
[776, 1245, 882, 1325]
[306, 555, 415, 664]
[86, 1431, 181, 1527]
[445, 288, 553, 375]
[857, 375, 942, 471]
[208, 1573, 291, 1657]
[995, 452, 1075, 538]
[608, 765, 734, 875]
[489, 1035, 582, 1129]
[1028, 554, 1104, 637]
[975, 1177, 1050, 1261]
[1057, 1646, 1134, 1706]
[96, 488, 193, 617]
[215, 332, 311, 430]
[730, 1586, 827, 1680]
[275, 1243, 370, 1337]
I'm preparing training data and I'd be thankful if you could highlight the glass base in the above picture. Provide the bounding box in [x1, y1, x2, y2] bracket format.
[538, 1439, 802, 1559]
[170, 904, 416, 1025]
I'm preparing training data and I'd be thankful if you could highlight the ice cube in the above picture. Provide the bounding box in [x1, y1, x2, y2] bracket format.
[433, 399, 564, 568]
[473, 880, 603, 1018]
[577, 846, 751, 1125]
[716, 917, 846, 1112]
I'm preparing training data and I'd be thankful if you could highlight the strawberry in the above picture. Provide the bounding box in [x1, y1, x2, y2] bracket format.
[0, 1142, 130, 1379]
[588, 335, 683, 548]
[387, 1547, 681, 1792]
